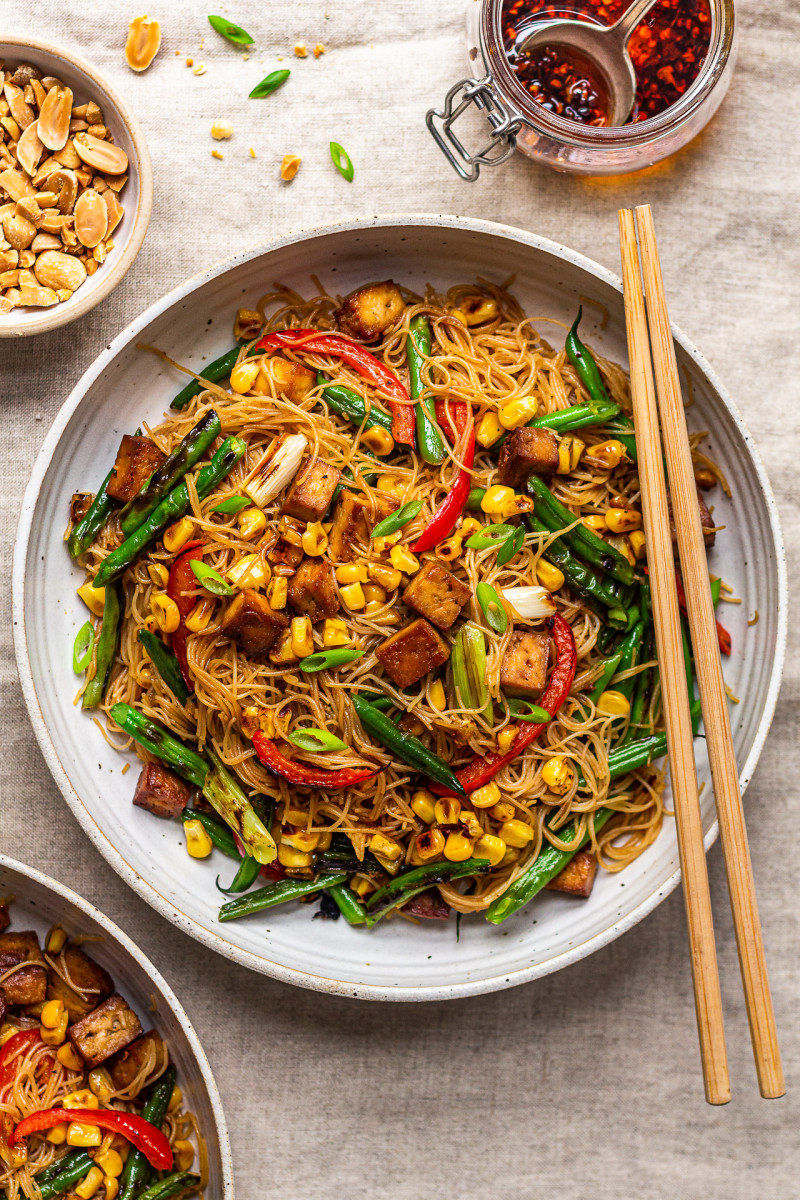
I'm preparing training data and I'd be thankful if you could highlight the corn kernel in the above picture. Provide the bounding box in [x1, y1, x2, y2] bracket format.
[184, 819, 213, 859]
[367, 561, 401, 590]
[57, 1043, 83, 1071]
[143, 615, 158, 634]
[322, 617, 350, 647]
[500, 847, 520, 867]
[370, 833, 403, 862]
[67, 1122, 102, 1149]
[168, 1085, 183, 1114]
[428, 680, 446, 712]
[583, 514, 607, 533]
[490, 800, 515, 823]
[372, 532, 402, 554]
[376, 475, 405, 501]
[444, 831, 474, 861]
[496, 725, 518, 755]
[350, 874, 378, 898]
[230, 361, 260, 393]
[480, 484, 517, 518]
[459, 517, 483, 539]
[462, 296, 498, 325]
[364, 600, 385, 617]
[302, 521, 328, 556]
[499, 819, 534, 848]
[605, 507, 642, 534]
[88, 1068, 112, 1104]
[361, 426, 395, 456]
[163, 517, 195, 553]
[147, 563, 169, 589]
[228, 553, 267, 591]
[269, 628, 298, 664]
[282, 828, 320, 852]
[475, 834, 506, 866]
[570, 437, 585, 469]
[628, 530, 646, 560]
[434, 797, 461, 824]
[449, 307, 467, 325]
[460, 810, 483, 840]
[556, 441, 572, 474]
[47, 1123, 69, 1145]
[185, 598, 214, 632]
[610, 534, 636, 566]
[150, 593, 180, 634]
[596, 689, 631, 717]
[238, 507, 267, 539]
[470, 780, 501, 809]
[0, 1025, 17, 1047]
[476, 411, 503, 448]
[40, 1009, 68, 1045]
[104, 1179, 120, 1200]
[436, 534, 462, 562]
[339, 581, 365, 610]
[277, 843, 313, 869]
[541, 756, 576, 796]
[95, 1148, 124, 1179]
[583, 439, 628, 470]
[389, 545, 419, 575]
[498, 396, 538, 430]
[335, 562, 368, 584]
[536, 559, 565, 592]
[414, 828, 445, 861]
[41, 999, 65, 1029]
[75, 1165, 104, 1198]
[411, 789, 436, 824]
[362, 584, 387, 604]
[290, 615, 314, 658]
[173, 1140, 195, 1172]
[77, 582, 105, 617]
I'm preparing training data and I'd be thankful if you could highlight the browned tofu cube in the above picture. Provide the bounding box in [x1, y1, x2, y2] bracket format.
[107, 1029, 166, 1093]
[0, 931, 47, 1006]
[545, 850, 598, 898]
[46, 945, 114, 1021]
[221, 589, 289, 656]
[106, 435, 166, 503]
[267, 534, 304, 570]
[500, 630, 551, 698]
[282, 456, 342, 523]
[329, 492, 398, 562]
[263, 355, 316, 403]
[375, 618, 450, 689]
[497, 427, 559, 488]
[132, 763, 191, 822]
[402, 561, 471, 631]
[333, 280, 405, 343]
[288, 558, 340, 622]
[68, 993, 143, 1068]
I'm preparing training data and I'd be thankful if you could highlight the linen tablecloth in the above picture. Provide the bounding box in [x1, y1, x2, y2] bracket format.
[2, 2, 799, 1196]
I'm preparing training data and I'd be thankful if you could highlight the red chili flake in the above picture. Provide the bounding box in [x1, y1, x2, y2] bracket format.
[503, 0, 712, 124]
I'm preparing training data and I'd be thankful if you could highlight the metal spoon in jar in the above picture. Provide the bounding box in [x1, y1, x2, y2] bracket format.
[516, 0, 661, 126]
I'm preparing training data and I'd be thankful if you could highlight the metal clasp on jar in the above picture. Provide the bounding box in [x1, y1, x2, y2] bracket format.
[426, 75, 523, 181]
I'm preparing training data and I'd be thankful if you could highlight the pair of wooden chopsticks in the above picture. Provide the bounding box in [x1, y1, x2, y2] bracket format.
[617, 205, 784, 1106]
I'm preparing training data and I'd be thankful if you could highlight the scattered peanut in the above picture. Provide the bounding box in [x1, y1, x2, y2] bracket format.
[280, 153, 302, 181]
[125, 15, 162, 72]
[211, 121, 234, 140]
[294, 43, 308, 57]
[313, 43, 326, 57]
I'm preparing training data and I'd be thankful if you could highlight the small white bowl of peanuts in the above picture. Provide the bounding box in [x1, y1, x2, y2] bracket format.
[0, 37, 153, 337]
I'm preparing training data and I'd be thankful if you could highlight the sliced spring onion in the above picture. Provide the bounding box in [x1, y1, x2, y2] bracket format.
[300, 648, 364, 673]
[330, 141, 354, 182]
[288, 729, 349, 753]
[451, 623, 492, 723]
[496, 524, 525, 566]
[249, 68, 291, 98]
[465, 523, 515, 550]
[212, 495, 250, 514]
[73, 621, 95, 673]
[476, 582, 508, 634]
[244, 433, 307, 507]
[506, 698, 552, 724]
[208, 14, 254, 44]
[371, 500, 423, 539]
[501, 585, 557, 620]
[190, 559, 235, 596]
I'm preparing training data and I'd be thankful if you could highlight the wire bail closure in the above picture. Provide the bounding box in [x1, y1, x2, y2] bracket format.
[426, 76, 522, 181]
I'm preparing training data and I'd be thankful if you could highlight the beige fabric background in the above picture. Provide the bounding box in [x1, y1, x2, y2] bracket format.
[2, 2, 798, 1196]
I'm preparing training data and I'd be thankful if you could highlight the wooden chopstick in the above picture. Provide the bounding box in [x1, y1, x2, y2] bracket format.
[618, 208, 730, 1106]
[634, 204, 785, 1101]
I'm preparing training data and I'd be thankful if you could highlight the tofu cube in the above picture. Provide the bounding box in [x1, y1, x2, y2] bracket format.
[545, 850, 598, 898]
[281, 456, 341, 522]
[288, 558, 340, 622]
[375, 618, 450, 689]
[68, 993, 143, 1068]
[329, 492, 398, 562]
[264, 356, 316, 403]
[221, 589, 289, 656]
[107, 1030, 166, 1093]
[0, 931, 47, 1005]
[106, 435, 166, 503]
[402, 561, 471, 631]
[47, 945, 114, 1021]
[497, 427, 559, 488]
[333, 280, 405, 343]
[133, 763, 191, 821]
[499, 630, 551, 697]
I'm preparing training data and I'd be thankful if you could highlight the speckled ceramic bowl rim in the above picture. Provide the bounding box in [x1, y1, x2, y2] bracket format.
[0, 35, 152, 338]
[0, 853, 234, 1194]
[12, 214, 787, 1001]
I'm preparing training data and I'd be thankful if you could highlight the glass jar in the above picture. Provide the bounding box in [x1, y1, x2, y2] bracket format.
[427, 0, 736, 179]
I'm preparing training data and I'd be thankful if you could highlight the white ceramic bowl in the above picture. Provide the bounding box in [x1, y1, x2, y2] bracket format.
[12, 215, 786, 1001]
[0, 854, 233, 1195]
[0, 37, 152, 338]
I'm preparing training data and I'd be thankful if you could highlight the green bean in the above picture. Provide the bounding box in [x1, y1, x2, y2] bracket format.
[466, 486, 485, 511]
[526, 516, 632, 626]
[38, 1152, 94, 1199]
[170, 344, 257, 411]
[351, 694, 467, 798]
[408, 316, 446, 465]
[565, 307, 613, 407]
[218, 873, 348, 921]
[605, 413, 638, 462]
[528, 476, 635, 585]
[531, 399, 620, 433]
[612, 620, 645, 702]
[138, 630, 190, 706]
[120, 410, 221, 535]
[181, 807, 239, 859]
[118, 1065, 176, 1200]
[67, 468, 115, 558]
[317, 372, 393, 434]
[128, 1172, 200, 1200]
[317, 834, 385, 876]
[327, 881, 367, 925]
[81, 582, 121, 710]
[365, 858, 491, 927]
[111, 703, 208, 788]
[94, 437, 246, 587]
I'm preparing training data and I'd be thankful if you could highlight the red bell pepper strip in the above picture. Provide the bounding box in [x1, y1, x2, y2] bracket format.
[12, 1109, 173, 1170]
[429, 613, 577, 796]
[166, 540, 204, 690]
[434, 398, 469, 446]
[0, 1030, 43, 1092]
[254, 328, 415, 448]
[675, 572, 731, 656]
[411, 406, 475, 554]
[252, 730, 379, 790]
